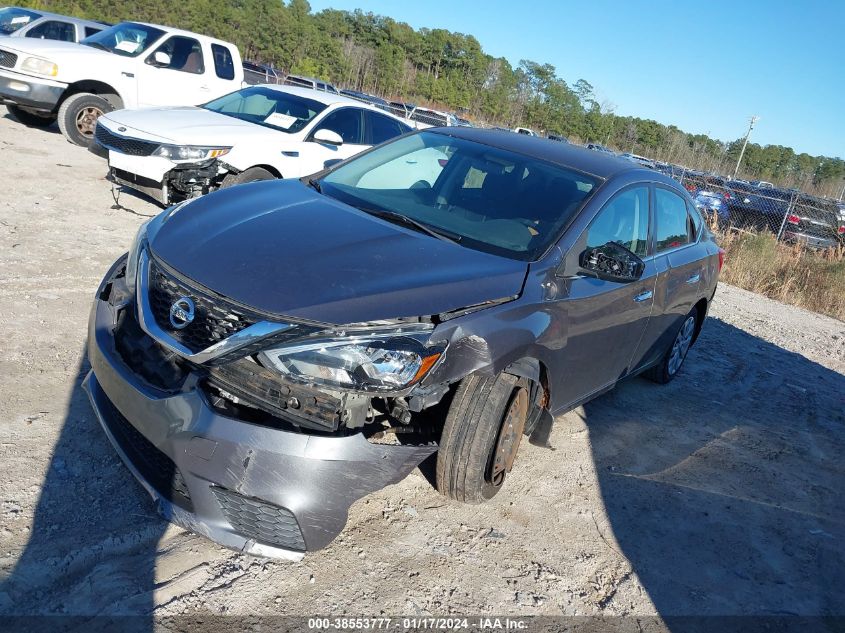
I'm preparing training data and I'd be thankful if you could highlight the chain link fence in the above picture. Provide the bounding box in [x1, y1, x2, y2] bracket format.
[664, 169, 845, 250]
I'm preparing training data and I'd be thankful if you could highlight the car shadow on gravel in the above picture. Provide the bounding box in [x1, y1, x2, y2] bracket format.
[1, 111, 59, 134]
[0, 352, 165, 630]
[585, 317, 845, 621]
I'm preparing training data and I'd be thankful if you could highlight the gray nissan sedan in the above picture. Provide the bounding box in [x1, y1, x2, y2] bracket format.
[85, 128, 722, 558]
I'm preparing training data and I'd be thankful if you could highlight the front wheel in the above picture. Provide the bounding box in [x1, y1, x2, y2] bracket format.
[220, 167, 276, 188]
[436, 373, 531, 503]
[57, 92, 113, 147]
[6, 104, 56, 128]
[645, 308, 698, 384]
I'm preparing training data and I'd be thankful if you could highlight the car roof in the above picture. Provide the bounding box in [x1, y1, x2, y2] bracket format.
[134, 21, 235, 45]
[431, 127, 657, 180]
[12, 8, 104, 26]
[249, 84, 411, 123]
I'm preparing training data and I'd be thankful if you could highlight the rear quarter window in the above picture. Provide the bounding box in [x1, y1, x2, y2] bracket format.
[211, 44, 235, 80]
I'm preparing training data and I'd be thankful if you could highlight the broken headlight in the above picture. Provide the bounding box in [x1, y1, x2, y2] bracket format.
[153, 145, 231, 162]
[257, 333, 443, 393]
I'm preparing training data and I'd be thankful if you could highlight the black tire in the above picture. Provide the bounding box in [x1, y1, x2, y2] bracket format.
[645, 307, 698, 384]
[6, 104, 56, 128]
[436, 372, 530, 503]
[220, 167, 276, 188]
[57, 92, 113, 147]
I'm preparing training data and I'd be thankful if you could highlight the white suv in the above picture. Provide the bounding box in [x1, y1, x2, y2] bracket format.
[0, 21, 243, 146]
[91, 85, 413, 205]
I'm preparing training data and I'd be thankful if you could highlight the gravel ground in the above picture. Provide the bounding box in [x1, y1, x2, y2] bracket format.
[0, 112, 843, 622]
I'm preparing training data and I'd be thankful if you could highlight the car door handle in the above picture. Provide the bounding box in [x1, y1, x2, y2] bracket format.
[121, 72, 134, 78]
[634, 290, 653, 302]
[686, 273, 701, 284]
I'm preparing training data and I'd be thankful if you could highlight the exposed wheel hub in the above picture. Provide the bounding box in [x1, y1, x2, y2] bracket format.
[76, 106, 103, 138]
[489, 386, 529, 487]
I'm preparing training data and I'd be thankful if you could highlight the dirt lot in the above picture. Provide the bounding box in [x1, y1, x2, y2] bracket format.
[0, 112, 843, 622]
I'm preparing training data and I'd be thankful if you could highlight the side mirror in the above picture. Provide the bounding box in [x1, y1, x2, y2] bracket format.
[579, 241, 644, 283]
[312, 128, 343, 146]
[151, 51, 171, 67]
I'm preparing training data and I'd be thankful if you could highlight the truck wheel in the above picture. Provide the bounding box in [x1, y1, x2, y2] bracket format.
[436, 372, 530, 503]
[220, 167, 276, 188]
[57, 93, 113, 147]
[6, 105, 56, 128]
[645, 308, 698, 384]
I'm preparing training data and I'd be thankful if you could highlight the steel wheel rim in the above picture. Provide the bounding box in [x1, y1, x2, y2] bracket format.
[488, 387, 529, 487]
[75, 106, 103, 137]
[668, 316, 695, 375]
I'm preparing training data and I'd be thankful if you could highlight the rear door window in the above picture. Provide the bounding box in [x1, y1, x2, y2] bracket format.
[365, 111, 410, 145]
[211, 43, 235, 80]
[655, 187, 692, 252]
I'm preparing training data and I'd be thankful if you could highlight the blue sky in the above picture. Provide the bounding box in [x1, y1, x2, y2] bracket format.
[308, 0, 843, 159]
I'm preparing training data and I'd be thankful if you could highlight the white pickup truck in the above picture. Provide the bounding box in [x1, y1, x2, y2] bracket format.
[0, 21, 243, 146]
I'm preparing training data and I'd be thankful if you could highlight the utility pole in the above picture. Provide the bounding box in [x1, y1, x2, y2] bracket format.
[839, 180, 845, 202]
[732, 115, 759, 180]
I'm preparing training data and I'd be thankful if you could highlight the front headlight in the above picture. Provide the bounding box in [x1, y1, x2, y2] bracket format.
[153, 144, 230, 161]
[258, 333, 443, 393]
[21, 57, 58, 77]
[124, 219, 150, 294]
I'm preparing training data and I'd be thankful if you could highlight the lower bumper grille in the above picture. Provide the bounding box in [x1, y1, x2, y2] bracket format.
[98, 391, 193, 511]
[212, 487, 305, 551]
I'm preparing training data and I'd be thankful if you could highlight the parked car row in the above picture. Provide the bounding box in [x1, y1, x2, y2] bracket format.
[4, 6, 726, 560]
[677, 171, 845, 248]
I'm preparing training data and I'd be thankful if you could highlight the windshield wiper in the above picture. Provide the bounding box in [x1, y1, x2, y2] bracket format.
[307, 177, 322, 193]
[356, 206, 461, 244]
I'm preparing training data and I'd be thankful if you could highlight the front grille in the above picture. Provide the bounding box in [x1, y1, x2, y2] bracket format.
[114, 308, 189, 391]
[95, 124, 160, 156]
[212, 487, 305, 551]
[148, 258, 258, 353]
[0, 49, 17, 69]
[98, 390, 193, 511]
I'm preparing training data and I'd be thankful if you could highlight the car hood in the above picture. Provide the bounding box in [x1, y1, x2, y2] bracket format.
[0, 37, 98, 58]
[102, 107, 283, 144]
[147, 180, 528, 324]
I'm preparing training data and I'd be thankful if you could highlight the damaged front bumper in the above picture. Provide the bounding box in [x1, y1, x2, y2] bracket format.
[103, 150, 227, 206]
[85, 258, 436, 558]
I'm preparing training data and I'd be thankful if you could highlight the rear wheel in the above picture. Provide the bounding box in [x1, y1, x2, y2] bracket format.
[57, 92, 113, 147]
[6, 104, 56, 128]
[645, 308, 698, 384]
[436, 373, 531, 503]
[220, 167, 276, 188]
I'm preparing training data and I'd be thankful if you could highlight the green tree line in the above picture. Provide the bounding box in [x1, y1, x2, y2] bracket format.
[20, 0, 845, 197]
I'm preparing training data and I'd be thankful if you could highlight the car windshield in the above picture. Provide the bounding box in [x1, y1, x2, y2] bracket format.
[81, 22, 164, 57]
[202, 86, 328, 133]
[318, 131, 601, 261]
[0, 7, 40, 34]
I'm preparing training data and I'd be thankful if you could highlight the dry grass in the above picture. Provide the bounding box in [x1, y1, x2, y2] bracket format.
[714, 222, 845, 321]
